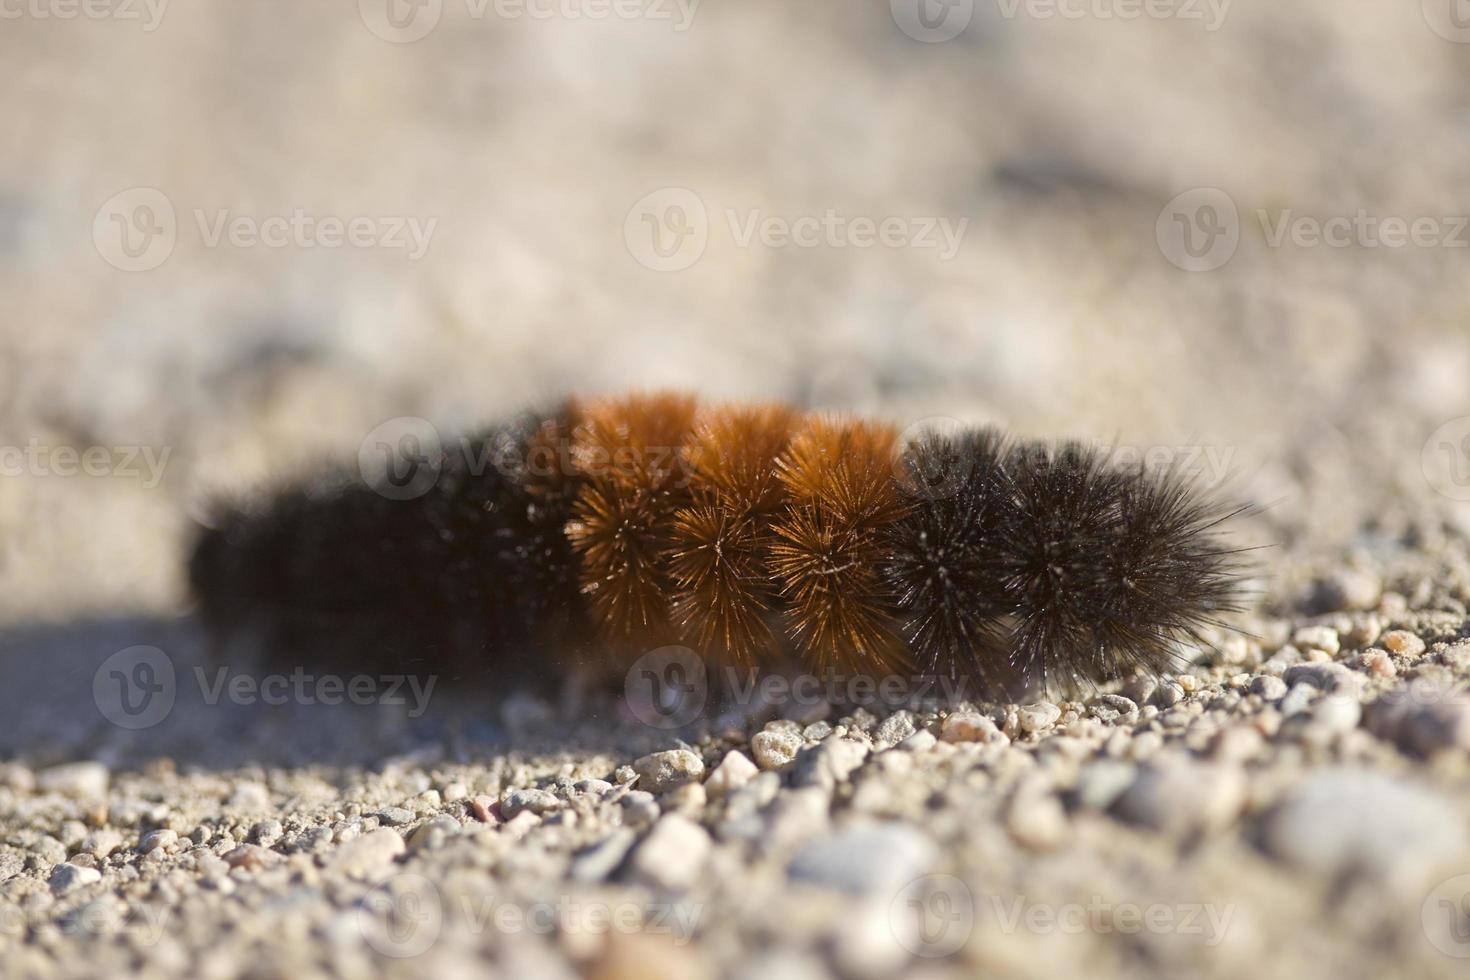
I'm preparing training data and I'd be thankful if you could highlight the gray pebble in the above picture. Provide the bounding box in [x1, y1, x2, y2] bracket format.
[501, 788, 562, 819]
[1284, 662, 1363, 696]
[873, 711, 917, 747]
[49, 863, 101, 895]
[376, 807, 415, 827]
[1073, 761, 1138, 811]
[407, 814, 459, 852]
[250, 819, 284, 846]
[619, 791, 660, 829]
[1260, 768, 1464, 891]
[787, 823, 936, 897]
[570, 828, 637, 883]
[138, 829, 178, 854]
[1115, 758, 1245, 836]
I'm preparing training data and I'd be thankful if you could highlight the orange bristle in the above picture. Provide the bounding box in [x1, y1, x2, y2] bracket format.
[565, 391, 699, 648]
[668, 402, 802, 666]
[769, 416, 911, 674]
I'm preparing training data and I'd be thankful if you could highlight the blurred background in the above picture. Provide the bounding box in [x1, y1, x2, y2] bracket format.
[3, 0, 1469, 623]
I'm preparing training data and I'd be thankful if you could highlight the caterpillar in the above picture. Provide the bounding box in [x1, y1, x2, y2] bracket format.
[188, 392, 1250, 700]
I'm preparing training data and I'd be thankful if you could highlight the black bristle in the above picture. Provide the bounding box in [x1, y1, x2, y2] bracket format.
[884, 428, 1015, 693]
[996, 439, 1245, 693]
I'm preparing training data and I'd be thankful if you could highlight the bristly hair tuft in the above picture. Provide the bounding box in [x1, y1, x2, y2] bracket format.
[770, 416, 911, 674]
[883, 427, 1016, 693]
[668, 402, 800, 666]
[565, 391, 698, 648]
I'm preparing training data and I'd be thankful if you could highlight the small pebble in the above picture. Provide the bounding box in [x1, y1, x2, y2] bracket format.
[250, 820, 284, 846]
[1380, 631, 1425, 658]
[49, 863, 101, 895]
[705, 751, 759, 797]
[327, 829, 404, 878]
[138, 829, 178, 854]
[787, 823, 936, 897]
[37, 763, 109, 800]
[750, 730, 804, 770]
[1074, 761, 1137, 810]
[1115, 758, 1246, 836]
[376, 807, 415, 827]
[1018, 702, 1061, 734]
[407, 815, 459, 852]
[940, 712, 1002, 743]
[501, 788, 562, 819]
[570, 829, 636, 883]
[468, 796, 499, 824]
[632, 750, 706, 794]
[1261, 768, 1463, 891]
[1250, 675, 1288, 700]
[625, 815, 711, 891]
[1293, 626, 1341, 656]
[222, 845, 276, 873]
[793, 738, 869, 789]
[873, 711, 916, 747]
[898, 729, 937, 752]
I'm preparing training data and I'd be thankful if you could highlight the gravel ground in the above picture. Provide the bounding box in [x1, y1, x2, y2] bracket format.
[7, 2, 1470, 978]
